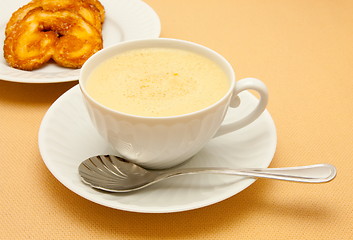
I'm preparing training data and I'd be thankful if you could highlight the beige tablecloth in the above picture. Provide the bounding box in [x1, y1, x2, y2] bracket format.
[1, 0, 352, 239]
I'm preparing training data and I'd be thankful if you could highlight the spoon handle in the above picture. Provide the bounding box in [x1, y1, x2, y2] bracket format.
[159, 164, 336, 183]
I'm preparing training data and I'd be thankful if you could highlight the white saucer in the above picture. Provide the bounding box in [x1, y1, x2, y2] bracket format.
[38, 85, 277, 213]
[0, 0, 161, 83]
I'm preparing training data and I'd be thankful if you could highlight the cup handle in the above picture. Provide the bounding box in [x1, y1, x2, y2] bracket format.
[214, 77, 268, 138]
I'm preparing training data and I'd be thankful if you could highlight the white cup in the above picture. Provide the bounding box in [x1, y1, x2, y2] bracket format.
[79, 38, 268, 169]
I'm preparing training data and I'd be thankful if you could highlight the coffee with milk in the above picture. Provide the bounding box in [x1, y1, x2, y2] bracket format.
[86, 47, 229, 117]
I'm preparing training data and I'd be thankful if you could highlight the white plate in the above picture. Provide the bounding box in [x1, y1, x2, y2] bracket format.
[38, 85, 277, 213]
[0, 0, 161, 83]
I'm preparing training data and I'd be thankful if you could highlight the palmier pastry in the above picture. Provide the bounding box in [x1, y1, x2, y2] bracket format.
[38, 0, 102, 30]
[5, 1, 40, 36]
[4, 8, 103, 70]
[5, 0, 102, 35]
[83, 0, 105, 22]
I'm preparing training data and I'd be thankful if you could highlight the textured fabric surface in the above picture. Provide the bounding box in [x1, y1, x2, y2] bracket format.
[1, 0, 352, 239]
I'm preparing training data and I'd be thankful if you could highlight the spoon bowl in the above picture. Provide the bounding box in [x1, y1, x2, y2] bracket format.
[78, 155, 336, 192]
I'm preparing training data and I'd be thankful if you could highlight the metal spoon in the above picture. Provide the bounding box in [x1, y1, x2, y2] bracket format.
[78, 155, 336, 192]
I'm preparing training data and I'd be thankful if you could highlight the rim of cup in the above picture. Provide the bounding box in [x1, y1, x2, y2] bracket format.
[79, 38, 236, 120]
